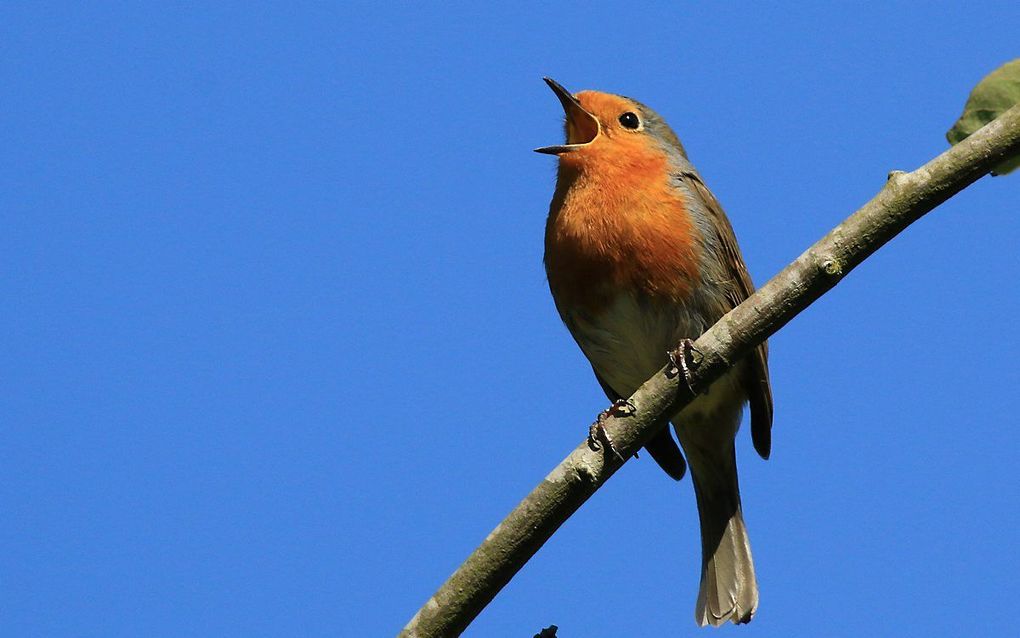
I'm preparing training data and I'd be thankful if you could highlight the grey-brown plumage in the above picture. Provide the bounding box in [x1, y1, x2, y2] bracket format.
[672, 169, 769, 627]
[682, 418, 758, 625]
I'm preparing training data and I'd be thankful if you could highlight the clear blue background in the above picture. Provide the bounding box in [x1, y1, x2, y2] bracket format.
[3, 3, 1018, 637]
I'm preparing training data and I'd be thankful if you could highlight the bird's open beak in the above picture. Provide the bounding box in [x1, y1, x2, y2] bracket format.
[534, 77, 600, 155]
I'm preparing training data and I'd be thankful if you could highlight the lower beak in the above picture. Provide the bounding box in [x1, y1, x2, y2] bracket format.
[534, 77, 600, 155]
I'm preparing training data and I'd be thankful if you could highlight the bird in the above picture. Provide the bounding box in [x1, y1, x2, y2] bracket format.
[535, 78, 773, 627]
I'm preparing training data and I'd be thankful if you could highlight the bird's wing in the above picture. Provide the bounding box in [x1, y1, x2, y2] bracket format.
[595, 370, 687, 480]
[679, 170, 774, 459]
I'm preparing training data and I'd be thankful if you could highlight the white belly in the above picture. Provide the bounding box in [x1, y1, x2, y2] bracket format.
[569, 293, 745, 432]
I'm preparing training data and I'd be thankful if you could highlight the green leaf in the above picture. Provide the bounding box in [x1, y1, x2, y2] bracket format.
[946, 59, 1020, 176]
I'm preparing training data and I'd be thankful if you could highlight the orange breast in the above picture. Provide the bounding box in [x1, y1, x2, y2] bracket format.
[545, 141, 700, 317]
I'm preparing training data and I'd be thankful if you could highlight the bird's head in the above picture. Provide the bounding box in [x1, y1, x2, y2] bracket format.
[535, 78, 687, 171]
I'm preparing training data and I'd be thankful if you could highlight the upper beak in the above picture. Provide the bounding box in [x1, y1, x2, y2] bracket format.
[534, 77, 600, 155]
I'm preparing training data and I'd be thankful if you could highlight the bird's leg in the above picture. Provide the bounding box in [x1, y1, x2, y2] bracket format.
[667, 338, 701, 396]
[588, 398, 635, 463]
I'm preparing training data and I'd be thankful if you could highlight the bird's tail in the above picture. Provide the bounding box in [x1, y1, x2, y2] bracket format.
[687, 441, 758, 627]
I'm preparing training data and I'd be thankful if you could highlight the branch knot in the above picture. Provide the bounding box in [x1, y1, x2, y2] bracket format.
[821, 258, 843, 278]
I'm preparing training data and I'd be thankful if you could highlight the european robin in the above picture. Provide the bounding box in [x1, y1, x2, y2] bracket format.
[536, 78, 773, 626]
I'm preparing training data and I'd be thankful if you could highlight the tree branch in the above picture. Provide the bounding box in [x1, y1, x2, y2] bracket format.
[399, 104, 1020, 638]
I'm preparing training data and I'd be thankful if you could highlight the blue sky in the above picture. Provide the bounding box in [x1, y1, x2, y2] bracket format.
[3, 3, 1018, 637]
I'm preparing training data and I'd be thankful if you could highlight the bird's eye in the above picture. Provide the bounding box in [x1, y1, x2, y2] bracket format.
[618, 112, 640, 129]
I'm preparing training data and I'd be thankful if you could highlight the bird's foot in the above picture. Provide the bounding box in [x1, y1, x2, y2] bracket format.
[588, 398, 635, 463]
[667, 338, 701, 395]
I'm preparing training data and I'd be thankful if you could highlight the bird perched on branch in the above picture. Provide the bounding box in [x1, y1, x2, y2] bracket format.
[536, 78, 773, 627]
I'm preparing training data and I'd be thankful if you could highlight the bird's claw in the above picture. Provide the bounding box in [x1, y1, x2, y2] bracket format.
[588, 420, 626, 463]
[667, 338, 701, 395]
[610, 398, 636, 416]
[588, 399, 634, 463]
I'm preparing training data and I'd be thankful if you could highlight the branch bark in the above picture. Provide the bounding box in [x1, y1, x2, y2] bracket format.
[399, 104, 1020, 638]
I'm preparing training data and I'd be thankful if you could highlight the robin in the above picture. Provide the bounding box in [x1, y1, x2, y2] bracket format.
[536, 78, 773, 627]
